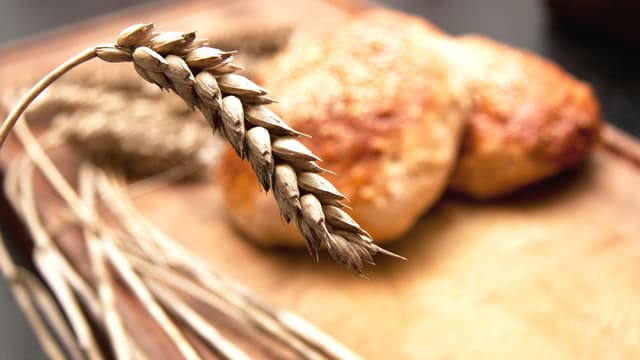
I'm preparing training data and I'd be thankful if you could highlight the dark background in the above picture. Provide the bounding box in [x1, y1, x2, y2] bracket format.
[0, 0, 638, 358]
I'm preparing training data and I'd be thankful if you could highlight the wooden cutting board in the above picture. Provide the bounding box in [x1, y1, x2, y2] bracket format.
[2, 0, 640, 359]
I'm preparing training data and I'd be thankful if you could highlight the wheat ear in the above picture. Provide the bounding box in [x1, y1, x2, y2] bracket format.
[0, 23, 404, 273]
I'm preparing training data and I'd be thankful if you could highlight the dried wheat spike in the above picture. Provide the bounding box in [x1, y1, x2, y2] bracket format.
[97, 23, 404, 273]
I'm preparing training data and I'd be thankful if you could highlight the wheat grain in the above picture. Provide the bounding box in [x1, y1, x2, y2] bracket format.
[5, 117, 365, 358]
[0, 22, 404, 273]
[94, 22, 404, 273]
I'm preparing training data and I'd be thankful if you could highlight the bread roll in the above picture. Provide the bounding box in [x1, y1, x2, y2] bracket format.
[447, 35, 601, 198]
[218, 10, 468, 245]
[218, 8, 602, 246]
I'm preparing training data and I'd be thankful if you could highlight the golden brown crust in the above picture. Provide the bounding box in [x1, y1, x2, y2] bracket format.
[218, 9, 603, 246]
[218, 9, 466, 246]
[448, 35, 602, 198]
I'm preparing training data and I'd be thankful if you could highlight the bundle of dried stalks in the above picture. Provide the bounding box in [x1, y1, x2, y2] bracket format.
[3, 119, 363, 359]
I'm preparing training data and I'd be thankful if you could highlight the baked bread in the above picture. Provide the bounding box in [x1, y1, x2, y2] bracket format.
[218, 8, 602, 246]
[218, 10, 468, 245]
[448, 35, 601, 198]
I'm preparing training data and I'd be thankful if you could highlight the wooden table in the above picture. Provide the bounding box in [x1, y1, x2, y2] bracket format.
[2, 0, 640, 358]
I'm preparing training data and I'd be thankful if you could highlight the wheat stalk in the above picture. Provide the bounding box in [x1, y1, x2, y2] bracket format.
[0, 231, 69, 360]
[0, 22, 404, 272]
[6, 118, 365, 359]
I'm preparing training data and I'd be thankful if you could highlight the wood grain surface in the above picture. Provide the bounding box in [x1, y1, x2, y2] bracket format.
[2, 0, 640, 359]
